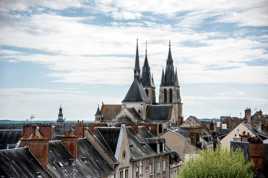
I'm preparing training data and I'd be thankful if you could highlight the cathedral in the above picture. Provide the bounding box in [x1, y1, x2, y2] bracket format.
[95, 40, 183, 127]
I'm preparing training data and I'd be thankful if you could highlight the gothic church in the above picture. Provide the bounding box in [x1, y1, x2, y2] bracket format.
[95, 40, 183, 127]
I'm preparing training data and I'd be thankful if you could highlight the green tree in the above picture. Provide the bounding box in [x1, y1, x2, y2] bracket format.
[178, 148, 253, 178]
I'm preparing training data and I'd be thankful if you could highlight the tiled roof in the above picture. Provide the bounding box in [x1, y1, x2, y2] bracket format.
[180, 116, 202, 128]
[101, 104, 121, 121]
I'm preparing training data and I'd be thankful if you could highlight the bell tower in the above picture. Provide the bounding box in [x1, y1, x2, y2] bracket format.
[159, 41, 183, 125]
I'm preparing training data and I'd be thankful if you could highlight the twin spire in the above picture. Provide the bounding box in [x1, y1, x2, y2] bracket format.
[134, 40, 178, 87]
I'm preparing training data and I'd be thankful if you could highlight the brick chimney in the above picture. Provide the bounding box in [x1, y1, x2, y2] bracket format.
[20, 126, 49, 169]
[39, 125, 54, 140]
[62, 130, 78, 159]
[245, 108, 252, 125]
[74, 120, 84, 138]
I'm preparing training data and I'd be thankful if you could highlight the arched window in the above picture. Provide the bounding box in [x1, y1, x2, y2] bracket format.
[164, 89, 167, 103]
[145, 89, 149, 96]
[169, 88, 173, 103]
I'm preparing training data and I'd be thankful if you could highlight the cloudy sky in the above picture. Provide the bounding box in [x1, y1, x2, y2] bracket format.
[0, 0, 268, 121]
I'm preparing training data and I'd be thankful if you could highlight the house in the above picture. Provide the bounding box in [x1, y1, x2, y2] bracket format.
[92, 125, 179, 178]
[220, 122, 264, 150]
[161, 128, 198, 160]
[0, 123, 117, 178]
[180, 116, 213, 149]
[221, 109, 268, 150]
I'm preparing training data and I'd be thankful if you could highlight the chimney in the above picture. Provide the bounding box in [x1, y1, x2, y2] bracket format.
[39, 124, 54, 140]
[74, 120, 84, 138]
[245, 108, 252, 125]
[20, 126, 49, 169]
[62, 130, 78, 159]
[22, 124, 36, 138]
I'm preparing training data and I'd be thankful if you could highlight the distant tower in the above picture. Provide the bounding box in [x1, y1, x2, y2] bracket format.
[57, 106, 64, 123]
[244, 108, 252, 124]
[95, 105, 103, 122]
[159, 41, 183, 125]
[141, 41, 156, 104]
[134, 39, 141, 80]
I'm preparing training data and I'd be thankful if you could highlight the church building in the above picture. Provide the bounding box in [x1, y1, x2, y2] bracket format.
[95, 40, 183, 128]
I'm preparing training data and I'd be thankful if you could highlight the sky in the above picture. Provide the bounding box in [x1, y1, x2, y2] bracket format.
[0, 0, 268, 121]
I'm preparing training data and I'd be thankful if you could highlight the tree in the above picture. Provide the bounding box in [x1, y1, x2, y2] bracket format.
[178, 148, 253, 178]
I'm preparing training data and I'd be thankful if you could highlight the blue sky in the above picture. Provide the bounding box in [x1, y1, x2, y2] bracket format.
[0, 0, 268, 120]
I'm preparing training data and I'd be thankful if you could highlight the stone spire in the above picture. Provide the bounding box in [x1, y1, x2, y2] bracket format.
[174, 68, 179, 86]
[134, 39, 140, 80]
[163, 40, 175, 86]
[141, 41, 153, 87]
[167, 40, 173, 65]
[160, 69, 165, 86]
[95, 105, 101, 116]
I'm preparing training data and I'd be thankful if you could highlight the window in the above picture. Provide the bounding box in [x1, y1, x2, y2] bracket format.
[125, 169, 128, 178]
[136, 165, 139, 178]
[164, 89, 167, 103]
[149, 162, 153, 175]
[162, 160, 166, 171]
[120, 170, 123, 178]
[139, 161, 143, 176]
[157, 161, 161, 173]
[145, 89, 149, 96]
[169, 88, 172, 103]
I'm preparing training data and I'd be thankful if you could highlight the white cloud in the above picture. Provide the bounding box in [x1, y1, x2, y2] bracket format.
[97, 0, 268, 27]
[0, 13, 267, 85]
[0, 0, 82, 12]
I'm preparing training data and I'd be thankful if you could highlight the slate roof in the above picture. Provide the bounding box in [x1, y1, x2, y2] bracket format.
[0, 147, 51, 178]
[94, 126, 174, 162]
[0, 129, 21, 149]
[95, 127, 120, 155]
[146, 105, 172, 121]
[101, 104, 121, 121]
[47, 141, 86, 178]
[77, 138, 114, 177]
[122, 78, 149, 103]
[127, 128, 156, 160]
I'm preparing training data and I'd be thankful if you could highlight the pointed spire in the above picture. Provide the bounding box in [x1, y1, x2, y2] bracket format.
[175, 68, 179, 86]
[160, 69, 165, 86]
[142, 40, 154, 87]
[143, 40, 149, 69]
[151, 74, 155, 87]
[95, 104, 102, 116]
[134, 39, 140, 80]
[167, 40, 173, 65]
